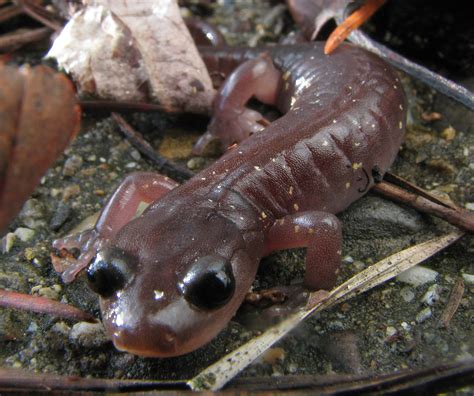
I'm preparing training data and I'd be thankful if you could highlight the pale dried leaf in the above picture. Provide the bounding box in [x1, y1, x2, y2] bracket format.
[47, 0, 215, 114]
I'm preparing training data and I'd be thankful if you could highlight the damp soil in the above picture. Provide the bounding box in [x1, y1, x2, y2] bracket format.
[0, 0, 472, 389]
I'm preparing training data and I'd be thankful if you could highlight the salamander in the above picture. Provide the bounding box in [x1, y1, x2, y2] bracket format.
[53, 42, 406, 357]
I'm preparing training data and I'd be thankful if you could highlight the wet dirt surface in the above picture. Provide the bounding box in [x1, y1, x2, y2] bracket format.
[0, 0, 472, 388]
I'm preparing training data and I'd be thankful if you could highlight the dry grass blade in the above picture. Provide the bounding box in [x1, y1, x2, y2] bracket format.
[189, 230, 464, 391]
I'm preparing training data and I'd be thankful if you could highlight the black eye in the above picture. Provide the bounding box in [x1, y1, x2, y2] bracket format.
[86, 254, 129, 298]
[180, 255, 235, 310]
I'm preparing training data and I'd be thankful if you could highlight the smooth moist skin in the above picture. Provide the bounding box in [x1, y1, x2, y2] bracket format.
[53, 42, 407, 357]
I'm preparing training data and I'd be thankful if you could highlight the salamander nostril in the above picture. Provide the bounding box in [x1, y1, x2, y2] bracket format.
[86, 255, 127, 298]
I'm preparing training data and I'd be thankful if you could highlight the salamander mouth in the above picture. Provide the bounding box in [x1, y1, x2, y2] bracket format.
[110, 325, 179, 358]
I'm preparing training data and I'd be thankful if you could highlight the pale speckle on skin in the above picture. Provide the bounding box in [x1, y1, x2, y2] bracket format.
[308, 228, 315, 234]
[201, 177, 206, 181]
[289, 186, 293, 195]
[346, 182, 351, 189]
[332, 119, 337, 124]
[352, 162, 362, 170]
[354, 142, 361, 147]
[337, 250, 342, 255]
[293, 203, 299, 211]
[399, 121, 403, 129]
[154, 290, 164, 300]
[399, 104, 404, 111]
[294, 225, 300, 233]
[335, 268, 340, 275]
[261, 211, 267, 219]
[322, 140, 329, 146]
[254, 166, 262, 171]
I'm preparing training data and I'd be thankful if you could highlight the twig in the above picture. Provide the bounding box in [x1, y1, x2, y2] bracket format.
[15, 0, 64, 30]
[439, 278, 465, 328]
[111, 113, 194, 181]
[346, 29, 474, 110]
[228, 360, 474, 393]
[0, 26, 51, 52]
[0, 289, 97, 323]
[0, 4, 22, 24]
[0, 367, 186, 392]
[384, 171, 457, 210]
[373, 181, 474, 233]
[80, 99, 175, 114]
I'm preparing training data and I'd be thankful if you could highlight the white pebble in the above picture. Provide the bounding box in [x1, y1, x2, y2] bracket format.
[397, 266, 439, 287]
[400, 287, 415, 302]
[416, 307, 432, 324]
[421, 284, 440, 306]
[462, 273, 474, 285]
[14, 227, 35, 242]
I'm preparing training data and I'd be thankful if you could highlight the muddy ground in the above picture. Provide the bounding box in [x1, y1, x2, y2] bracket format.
[0, 0, 472, 390]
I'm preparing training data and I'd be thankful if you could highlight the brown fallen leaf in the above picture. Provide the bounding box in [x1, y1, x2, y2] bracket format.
[0, 63, 81, 234]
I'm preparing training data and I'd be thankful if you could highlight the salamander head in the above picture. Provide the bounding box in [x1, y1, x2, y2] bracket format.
[85, 202, 260, 357]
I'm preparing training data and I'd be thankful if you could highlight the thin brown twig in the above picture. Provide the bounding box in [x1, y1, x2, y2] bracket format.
[0, 26, 51, 52]
[0, 289, 97, 323]
[0, 4, 22, 24]
[111, 112, 194, 181]
[373, 181, 474, 233]
[440, 278, 465, 328]
[15, 0, 64, 30]
[80, 99, 176, 114]
[384, 171, 457, 210]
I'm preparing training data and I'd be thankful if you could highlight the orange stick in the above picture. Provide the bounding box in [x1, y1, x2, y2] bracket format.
[324, 0, 386, 55]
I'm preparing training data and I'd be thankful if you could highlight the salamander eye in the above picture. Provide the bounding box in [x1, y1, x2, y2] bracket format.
[86, 254, 129, 298]
[180, 255, 235, 310]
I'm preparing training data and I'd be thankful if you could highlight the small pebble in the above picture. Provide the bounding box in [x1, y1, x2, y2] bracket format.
[69, 322, 108, 348]
[397, 266, 439, 287]
[130, 149, 141, 161]
[125, 162, 137, 169]
[342, 255, 354, 264]
[51, 321, 71, 336]
[13, 227, 35, 242]
[400, 287, 415, 302]
[187, 157, 206, 170]
[62, 155, 83, 176]
[416, 307, 432, 324]
[421, 284, 440, 306]
[63, 184, 81, 201]
[385, 326, 397, 337]
[49, 202, 72, 231]
[18, 199, 46, 229]
[353, 261, 366, 271]
[86, 154, 97, 162]
[1, 233, 16, 253]
[461, 273, 474, 284]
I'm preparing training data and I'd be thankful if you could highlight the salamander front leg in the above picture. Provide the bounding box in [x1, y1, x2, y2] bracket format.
[264, 211, 342, 290]
[193, 54, 282, 154]
[52, 172, 178, 283]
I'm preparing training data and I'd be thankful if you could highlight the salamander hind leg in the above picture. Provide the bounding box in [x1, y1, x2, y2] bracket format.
[264, 211, 342, 290]
[193, 54, 282, 154]
[52, 172, 178, 283]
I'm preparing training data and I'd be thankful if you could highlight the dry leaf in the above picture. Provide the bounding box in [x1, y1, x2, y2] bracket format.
[0, 63, 80, 234]
[47, 0, 215, 114]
